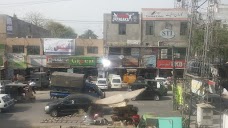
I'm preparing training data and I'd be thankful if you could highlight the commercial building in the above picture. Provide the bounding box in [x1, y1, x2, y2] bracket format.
[103, 8, 189, 78]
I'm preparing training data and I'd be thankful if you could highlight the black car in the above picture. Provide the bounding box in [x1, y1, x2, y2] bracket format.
[44, 94, 97, 117]
[129, 81, 163, 101]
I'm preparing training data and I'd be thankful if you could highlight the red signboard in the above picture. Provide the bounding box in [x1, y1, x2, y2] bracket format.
[157, 60, 185, 69]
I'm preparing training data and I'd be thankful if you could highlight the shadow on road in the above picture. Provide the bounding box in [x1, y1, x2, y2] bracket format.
[11, 105, 31, 113]
[35, 98, 52, 103]
[161, 96, 172, 100]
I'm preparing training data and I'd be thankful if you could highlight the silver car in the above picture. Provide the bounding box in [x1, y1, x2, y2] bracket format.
[96, 78, 108, 90]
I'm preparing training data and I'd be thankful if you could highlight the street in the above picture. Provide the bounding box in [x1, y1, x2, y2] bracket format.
[0, 90, 180, 128]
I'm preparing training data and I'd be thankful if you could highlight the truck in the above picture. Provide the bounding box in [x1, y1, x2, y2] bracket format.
[49, 72, 105, 99]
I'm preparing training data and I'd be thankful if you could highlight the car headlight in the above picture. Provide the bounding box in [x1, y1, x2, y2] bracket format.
[45, 106, 50, 111]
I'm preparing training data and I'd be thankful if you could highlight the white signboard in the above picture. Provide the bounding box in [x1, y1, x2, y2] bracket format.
[160, 29, 175, 39]
[28, 55, 46, 67]
[142, 8, 188, 21]
[127, 40, 140, 45]
[43, 38, 75, 55]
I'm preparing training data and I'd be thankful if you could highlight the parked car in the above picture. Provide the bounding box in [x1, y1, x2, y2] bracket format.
[129, 79, 168, 100]
[0, 80, 12, 94]
[44, 94, 97, 117]
[0, 94, 15, 112]
[96, 78, 108, 90]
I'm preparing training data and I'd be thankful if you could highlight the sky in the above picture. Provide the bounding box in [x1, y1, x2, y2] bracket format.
[0, 0, 228, 38]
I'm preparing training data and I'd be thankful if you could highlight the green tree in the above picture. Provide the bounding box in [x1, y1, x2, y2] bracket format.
[79, 29, 98, 39]
[45, 21, 77, 38]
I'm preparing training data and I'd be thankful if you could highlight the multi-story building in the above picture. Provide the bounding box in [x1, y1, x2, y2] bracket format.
[104, 8, 189, 78]
[0, 14, 51, 79]
[4, 38, 104, 79]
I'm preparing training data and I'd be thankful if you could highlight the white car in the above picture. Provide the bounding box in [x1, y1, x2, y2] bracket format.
[0, 94, 15, 112]
[96, 78, 108, 90]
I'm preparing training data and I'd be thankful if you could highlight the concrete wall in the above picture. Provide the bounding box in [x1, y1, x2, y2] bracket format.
[76, 38, 104, 57]
[103, 14, 141, 46]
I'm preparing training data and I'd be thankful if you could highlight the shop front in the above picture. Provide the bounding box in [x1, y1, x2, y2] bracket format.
[156, 59, 185, 78]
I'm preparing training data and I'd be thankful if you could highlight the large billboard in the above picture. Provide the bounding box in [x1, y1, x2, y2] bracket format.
[142, 8, 188, 21]
[43, 38, 75, 55]
[7, 53, 26, 69]
[111, 12, 139, 24]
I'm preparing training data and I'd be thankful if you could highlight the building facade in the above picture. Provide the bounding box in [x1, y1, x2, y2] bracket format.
[4, 38, 104, 80]
[104, 8, 189, 79]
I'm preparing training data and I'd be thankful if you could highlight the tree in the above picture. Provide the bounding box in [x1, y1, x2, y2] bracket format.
[24, 12, 46, 28]
[45, 21, 77, 38]
[79, 29, 98, 39]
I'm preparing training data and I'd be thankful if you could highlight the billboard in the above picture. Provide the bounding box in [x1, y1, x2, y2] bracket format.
[68, 57, 96, 67]
[43, 38, 75, 55]
[157, 60, 185, 69]
[142, 8, 188, 21]
[111, 12, 139, 24]
[27, 55, 46, 68]
[122, 56, 139, 67]
[7, 53, 26, 69]
[142, 55, 156, 68]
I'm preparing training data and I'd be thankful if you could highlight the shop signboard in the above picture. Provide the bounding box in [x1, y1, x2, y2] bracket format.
[69, 57, 96, 67]
[7, 53, 26, 69]
[46, 55, 69, 68]
[142, 8, 188, 21]
[122, 56, 139, 67]
[142, 55, 156, 68]
[160, 29, 175, 39]
[157, 60, 185, 69]
[111, 11, 139, 24]
[108, 55, 122, 68]
[27, 55, 46, 67]
[43, 38, 75, 55]
[6, 16, 13, 34]
[191, 79, 204, 95]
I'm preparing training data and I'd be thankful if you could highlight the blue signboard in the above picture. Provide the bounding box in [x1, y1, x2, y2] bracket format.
[143, 55, 156, 68]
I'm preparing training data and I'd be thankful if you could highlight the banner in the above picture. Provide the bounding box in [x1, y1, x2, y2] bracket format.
[27, 55, 46, 68]
[142, 55, 156, 68]
[111, 12, 139, 24]
[7, 53, 26, 69]
[142, 8, 188, 21]
[157, 60, 185, 69]
[6, 16, 13, 34]
[69, 57, 96, 67]
[43, 38, 75, 55]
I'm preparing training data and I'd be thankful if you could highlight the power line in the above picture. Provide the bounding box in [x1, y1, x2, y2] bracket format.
[0, 0, 72, 7]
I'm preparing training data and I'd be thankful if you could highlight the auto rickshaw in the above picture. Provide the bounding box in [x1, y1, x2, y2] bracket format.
[4, 82, 36, 102]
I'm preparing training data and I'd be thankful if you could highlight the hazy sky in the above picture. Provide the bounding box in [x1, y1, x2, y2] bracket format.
[0, 0, 228, 38]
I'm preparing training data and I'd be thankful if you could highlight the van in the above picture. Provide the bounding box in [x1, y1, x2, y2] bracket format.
[109, 75, 122, 89]
[0, 94, 15, 112]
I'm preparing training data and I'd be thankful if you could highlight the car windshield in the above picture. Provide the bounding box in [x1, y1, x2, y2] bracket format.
[112, 79, 121, 83]
[2, 95, 11, 102]
[98, 80, 106, 84]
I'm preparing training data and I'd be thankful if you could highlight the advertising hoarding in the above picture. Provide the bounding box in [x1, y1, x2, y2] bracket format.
[122, 56, 139, 67]
[111, 12, 139, 24]
[46, 55, 69, 68]
[157, 60, 185, 69]
[43, 38, 75, 55]
[7, 53, 26, 69]
[142, 8, 188, 21]
[69, 57, 96, 67]
[142, 55, 156, 68]
[27, 55, 46, 67]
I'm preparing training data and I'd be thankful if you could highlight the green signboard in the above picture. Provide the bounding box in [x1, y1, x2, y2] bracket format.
[69, 57, 96, 66]
[7, 53, 26, 69]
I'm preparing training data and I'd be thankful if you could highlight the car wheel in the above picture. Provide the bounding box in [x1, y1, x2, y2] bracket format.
[50, 109, 58, 117]
[154, 95, 160, 101]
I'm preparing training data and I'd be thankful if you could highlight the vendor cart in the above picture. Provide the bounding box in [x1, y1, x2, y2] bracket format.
[4, 82, 36, 102]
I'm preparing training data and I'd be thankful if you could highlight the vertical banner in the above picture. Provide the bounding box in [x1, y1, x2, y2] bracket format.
[6, 16, 13, 34]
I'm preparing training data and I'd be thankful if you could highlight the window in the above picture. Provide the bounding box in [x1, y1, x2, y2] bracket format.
[123, 48, 131, 56]
[27, 46, 40, 55]
[75, 46, 84, 55]
[119, 24, 126, 35]
[146, 21, 155, 35]
[109, 48, 121, 55]
[12, 45, 24, 53]
[87, 46, 98, 54]
[180, 22, 188, 35]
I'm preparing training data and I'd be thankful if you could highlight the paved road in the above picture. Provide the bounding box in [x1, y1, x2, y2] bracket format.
[0, 90, 179, 128]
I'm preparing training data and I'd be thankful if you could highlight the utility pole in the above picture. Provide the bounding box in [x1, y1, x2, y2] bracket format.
[172, 46, 177, 110]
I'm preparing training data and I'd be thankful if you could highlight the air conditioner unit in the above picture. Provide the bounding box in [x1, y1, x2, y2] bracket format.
[161, 49, 168, 54]
[161, 54, 167, 59]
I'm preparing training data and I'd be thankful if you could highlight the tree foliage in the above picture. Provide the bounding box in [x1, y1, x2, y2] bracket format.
[79, 29, 98, 39]
[45, 21, 77, 38]
[24, 12, 46, 28]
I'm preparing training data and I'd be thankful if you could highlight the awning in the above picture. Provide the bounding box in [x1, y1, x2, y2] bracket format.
[95, 88, 145, 107]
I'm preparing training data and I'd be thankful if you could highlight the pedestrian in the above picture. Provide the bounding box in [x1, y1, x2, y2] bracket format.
[28, 81, 36, 94]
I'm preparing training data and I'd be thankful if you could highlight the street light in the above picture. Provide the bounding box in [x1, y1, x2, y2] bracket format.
[101, 58, 111, 68]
